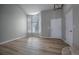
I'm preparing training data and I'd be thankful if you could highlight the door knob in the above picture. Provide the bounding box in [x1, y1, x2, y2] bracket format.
[70, 30, 72, 32]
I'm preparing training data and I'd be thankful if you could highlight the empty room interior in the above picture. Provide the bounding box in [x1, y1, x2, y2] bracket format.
[0, 4, 79, 55]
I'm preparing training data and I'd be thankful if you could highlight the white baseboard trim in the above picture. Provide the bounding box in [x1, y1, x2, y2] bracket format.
[40, 36, 62, 39]
[63, 39, 73, 48]
[0, 35, 26, 45]
[62, 39, 69, 45]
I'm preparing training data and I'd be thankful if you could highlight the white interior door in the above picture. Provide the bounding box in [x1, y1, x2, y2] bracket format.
[65, 10, 73, 46]
[50, 19, 62, 39]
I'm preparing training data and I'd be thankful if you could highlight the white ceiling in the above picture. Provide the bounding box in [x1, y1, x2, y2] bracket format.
[19, 4, 54, 15]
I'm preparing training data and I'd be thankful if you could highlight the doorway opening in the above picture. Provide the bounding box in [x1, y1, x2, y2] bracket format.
[27, 13, 41, 37]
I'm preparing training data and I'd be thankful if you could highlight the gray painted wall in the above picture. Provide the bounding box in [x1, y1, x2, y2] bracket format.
[0, 5, 2, 40]
[62, 4, 73, 46]
[62, 4, 79, 54]
[62, 4, 73, 40]
[41, 9, 62, 38]
[73, 4, 79, 54]
[0, 5, 27, 43]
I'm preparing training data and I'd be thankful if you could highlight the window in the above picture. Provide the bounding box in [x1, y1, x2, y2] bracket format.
[27, 14, 41, 34]
[31, 15, 39, 33]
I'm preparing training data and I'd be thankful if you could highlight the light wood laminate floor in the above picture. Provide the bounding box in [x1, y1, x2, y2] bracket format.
[0, 37, 69, 55]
